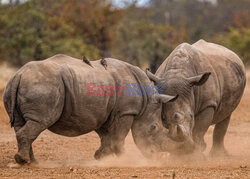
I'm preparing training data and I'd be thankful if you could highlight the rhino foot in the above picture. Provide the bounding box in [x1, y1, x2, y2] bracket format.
[30, 158, 38, 165]
[94, 147, 113, 160]
[197, 140, 207, 152]
[14, 153, 29, 165]
[209, 148, 229, 158]
[94, 150, 104, 160]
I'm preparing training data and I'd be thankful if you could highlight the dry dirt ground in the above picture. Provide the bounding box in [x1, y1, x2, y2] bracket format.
[0, 63, 249, 178]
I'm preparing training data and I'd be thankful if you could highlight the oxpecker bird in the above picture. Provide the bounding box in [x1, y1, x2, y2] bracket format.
[82, 56, 93, 68]
[100, 58, 107, 70]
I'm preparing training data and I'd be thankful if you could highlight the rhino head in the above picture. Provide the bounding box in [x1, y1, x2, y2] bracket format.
[146, 68, 211, 154]
[131, 94, 179, 157]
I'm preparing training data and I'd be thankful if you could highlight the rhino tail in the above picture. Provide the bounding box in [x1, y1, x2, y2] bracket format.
[10, 74, 21, 127]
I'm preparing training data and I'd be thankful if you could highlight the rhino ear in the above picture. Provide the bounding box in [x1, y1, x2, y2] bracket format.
[154, 94, 178, 103]
[146, 68, 163, 84]
[187, 72, 211, 86]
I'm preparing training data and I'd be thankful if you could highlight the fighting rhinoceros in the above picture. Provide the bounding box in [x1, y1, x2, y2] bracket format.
[3, 54, 178, 165]
[146, 40, 246, 156]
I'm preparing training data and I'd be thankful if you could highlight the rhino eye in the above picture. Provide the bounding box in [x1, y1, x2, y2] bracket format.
[150, 125, 156, 131]
[148, 124, 158, 134]
[173, 113, 181, 120]
[173, 113, 184, 123]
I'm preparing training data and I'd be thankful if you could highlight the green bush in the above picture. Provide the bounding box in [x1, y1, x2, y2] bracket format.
[215, 27, 250, 65]
[0, 0, 118, 66]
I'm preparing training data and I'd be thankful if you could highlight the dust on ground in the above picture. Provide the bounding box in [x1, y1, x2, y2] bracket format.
[0, 65, 249, 178]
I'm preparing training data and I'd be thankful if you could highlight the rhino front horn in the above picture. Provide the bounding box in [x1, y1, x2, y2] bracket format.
[145, 68, 163, 83]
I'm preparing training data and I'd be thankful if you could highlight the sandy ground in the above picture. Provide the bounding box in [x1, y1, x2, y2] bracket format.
[0, 64, 249, 178]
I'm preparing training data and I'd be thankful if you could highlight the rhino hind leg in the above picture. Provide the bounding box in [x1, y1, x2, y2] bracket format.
[210, 115, 231, 158]
[14, 120, 46, 164]
[14, 127, 36, 164]
[94, 115, 134, 160]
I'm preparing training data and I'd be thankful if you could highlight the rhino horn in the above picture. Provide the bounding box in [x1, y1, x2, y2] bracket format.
[146, 68, 163, 83]
[154, 94, 178, 103]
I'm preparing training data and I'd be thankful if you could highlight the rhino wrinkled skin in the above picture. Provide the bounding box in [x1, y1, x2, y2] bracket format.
[146, 40, 246, 156]
[3, 54, 177, 164]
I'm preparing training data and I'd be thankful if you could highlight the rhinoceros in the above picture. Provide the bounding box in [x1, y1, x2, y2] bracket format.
[3, 54, 178, 164]
[146, 40, 246, 156]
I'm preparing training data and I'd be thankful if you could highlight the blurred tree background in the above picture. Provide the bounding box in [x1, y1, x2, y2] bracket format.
[0, 0, 249, 72]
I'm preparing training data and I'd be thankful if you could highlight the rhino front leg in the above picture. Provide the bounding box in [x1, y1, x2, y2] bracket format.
[193, 107, 214, 152]
[210, 115, 230, 157]
[94, 115, 134, 160]
[14, 120, 46, 164]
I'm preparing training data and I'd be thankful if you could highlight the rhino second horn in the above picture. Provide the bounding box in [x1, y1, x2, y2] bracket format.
[145, 68, 163, 83]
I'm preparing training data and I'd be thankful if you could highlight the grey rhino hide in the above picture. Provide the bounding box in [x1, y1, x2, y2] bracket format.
[147, 40, 246, 156]
[3, 54, 177, 164]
